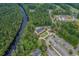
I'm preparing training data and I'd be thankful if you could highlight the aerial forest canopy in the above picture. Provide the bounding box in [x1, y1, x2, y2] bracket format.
[0, 4, 22, 55]
[0, 3, 79, 56]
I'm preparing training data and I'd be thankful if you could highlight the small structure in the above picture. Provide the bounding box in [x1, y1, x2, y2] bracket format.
[35, 27, 46, 35]
[32, 49, 41, 56]
[54, 15, 77, 21]
[35, 26, 52, 40]
[29, 9, 35, 12]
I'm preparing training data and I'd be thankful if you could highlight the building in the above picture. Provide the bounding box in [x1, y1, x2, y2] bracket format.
[35, 27, 46, 35]
[29, 9, 35, 12]
[32, 49, 41, 56]
[54, 15, 77, 21]
[35, 26, 52, 40]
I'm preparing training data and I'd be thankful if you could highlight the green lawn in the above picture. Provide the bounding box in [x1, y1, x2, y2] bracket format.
[40, 31, 48, 38]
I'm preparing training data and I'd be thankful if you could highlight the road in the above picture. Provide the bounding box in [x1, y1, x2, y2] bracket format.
[47, 35, 69, 56]
[45, 40, 59, 56]
[44, 30, 77, 56]
[49, 10, 54, 23]
[47, 10, 78, 56]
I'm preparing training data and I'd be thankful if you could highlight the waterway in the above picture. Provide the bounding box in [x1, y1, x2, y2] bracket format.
[3, 4, 29, 56]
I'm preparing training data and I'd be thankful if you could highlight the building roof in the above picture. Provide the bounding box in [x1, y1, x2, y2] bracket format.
[32, 49, 41, 56]
[54, 15, 77, 21]
[35, 27, 44, 33]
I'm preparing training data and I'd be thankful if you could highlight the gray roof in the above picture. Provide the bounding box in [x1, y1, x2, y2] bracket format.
[32, 49, 41, 56]
[36, 27, 44, 33]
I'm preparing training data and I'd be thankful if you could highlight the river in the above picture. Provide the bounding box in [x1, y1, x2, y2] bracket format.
[3, 4, 29, 56]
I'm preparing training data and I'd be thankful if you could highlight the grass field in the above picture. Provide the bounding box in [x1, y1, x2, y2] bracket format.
[40, 31, 48, 38]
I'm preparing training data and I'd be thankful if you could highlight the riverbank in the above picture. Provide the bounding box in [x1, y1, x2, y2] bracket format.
[3, 4, 29, 56]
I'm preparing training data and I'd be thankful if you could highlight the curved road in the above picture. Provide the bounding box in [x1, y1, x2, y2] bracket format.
[3, 4, 29, 56]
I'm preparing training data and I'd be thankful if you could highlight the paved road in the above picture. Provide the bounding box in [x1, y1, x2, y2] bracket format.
[48, 36, 69, 56]
[46, 33, 78, 56]
[47, 48, 58, 56]
[49, 10, 54, 23]
[48, 10, 78, 56]
[54, 34, 78, 56]
[45, 40, 59, 56]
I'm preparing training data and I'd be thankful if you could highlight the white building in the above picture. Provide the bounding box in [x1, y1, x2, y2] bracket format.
[54, 15, 77, 21]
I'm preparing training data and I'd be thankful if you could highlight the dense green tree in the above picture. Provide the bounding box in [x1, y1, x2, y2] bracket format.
[0, 4, 22, 55]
